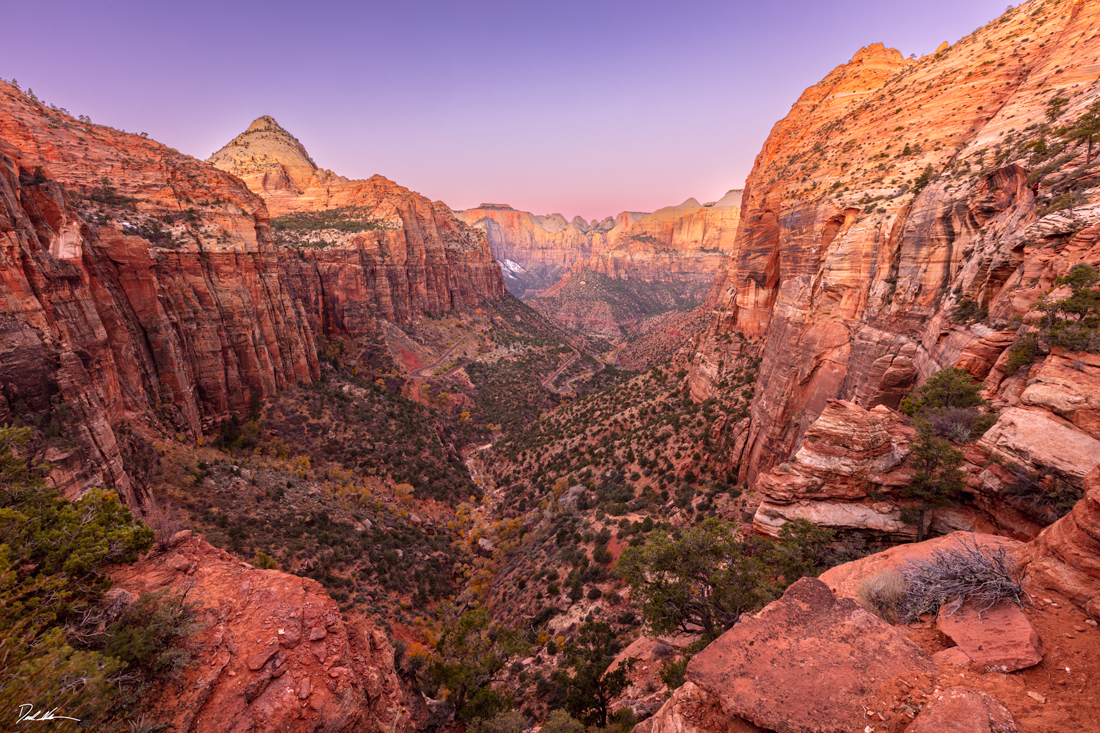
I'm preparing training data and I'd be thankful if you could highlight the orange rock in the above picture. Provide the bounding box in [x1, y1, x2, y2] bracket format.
[936, 600, 1043, 672]
[905, 687, 1021, 733]
[1022, 466, 1100, 611]
[210, 118, 505, 328]
[110, 536, 417, 733]
[687, 0, 1100, 489]
[686, 577, 934, 733]
[0, 84, 319, 498]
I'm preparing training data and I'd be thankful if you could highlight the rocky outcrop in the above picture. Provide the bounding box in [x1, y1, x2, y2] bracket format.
[633, 683, 762, 733]
[906, 687, 1021, 733]
[0, 82, 319, 500]
[936, 600, 1043, 672]
[753, 400, 917, 537]
[819, 531, 1024, 602]
[210, 119, 505, 328]
[688, 0, 1100, 491]
[683, 577, 934, 733]
[1022, 466, 1100, 615]
[110, 533, 415, 733]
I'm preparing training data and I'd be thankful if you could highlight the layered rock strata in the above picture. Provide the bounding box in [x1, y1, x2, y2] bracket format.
[0, 83, 319, 499]
[210, 118, 505, 329]
[688, 0, 1100, 492]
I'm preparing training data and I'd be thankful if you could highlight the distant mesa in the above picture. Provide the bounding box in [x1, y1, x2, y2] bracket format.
[478, 203, 515, 210]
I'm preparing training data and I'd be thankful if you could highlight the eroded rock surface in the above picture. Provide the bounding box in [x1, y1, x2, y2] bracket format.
[1022, 466, 1100, 612]
[686, 577, 934, 733]
[905, 687, 1020, 733]
[937, 601, 1043, 672]
[111, 535, 414, 733]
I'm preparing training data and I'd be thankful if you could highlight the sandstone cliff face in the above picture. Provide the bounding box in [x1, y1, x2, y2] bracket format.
[456, 195, 741, 299]
[0, 83, 319, 500]
[210, 119, 505, 329]
[111, 533, 419, 733]
[689, 0, 1100, 489]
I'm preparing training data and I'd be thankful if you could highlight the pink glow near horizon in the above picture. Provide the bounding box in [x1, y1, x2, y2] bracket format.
[2, 0, 1011, 221]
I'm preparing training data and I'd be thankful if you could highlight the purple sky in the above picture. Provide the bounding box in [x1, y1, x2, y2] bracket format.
[3, 0, 1010, 220]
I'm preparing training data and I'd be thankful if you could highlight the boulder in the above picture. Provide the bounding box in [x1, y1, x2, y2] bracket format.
[633, 682, 763, 733]
[753, 401, 916, 537]
[110, 536, 412, 733]
[686, 578, 934, 733]
[977, 407, 1100, 483]
[936, 600, 1043, 672]
[905, 687, 1020, 733]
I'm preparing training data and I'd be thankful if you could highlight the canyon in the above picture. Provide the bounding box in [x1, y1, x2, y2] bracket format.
[457, 194, 740, 336]
[2, 0, 1100, 731]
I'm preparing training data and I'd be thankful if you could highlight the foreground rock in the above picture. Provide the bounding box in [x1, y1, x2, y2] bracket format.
[685, 577, 934, 732]
[111, 534, 414, 733]
[1022, 465, 1100, 615]
[633, 682, 762, 733]
[936, 601, 1043, 672]
[905, 687, 1020, 733]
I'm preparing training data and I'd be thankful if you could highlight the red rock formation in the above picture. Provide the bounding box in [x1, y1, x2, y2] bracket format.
[210, 118, 505, 329]
[1022, 466, 1100, 615]
[456, 196, 741, 301]
[0, 82, 319, 499]
[110, 532, 417, 733]
[688, 0, 1100, 490]
[936, 601, 1043, 672]
[681, 577, 934, 733]
[753, 400, 917, 538]
[906, 687, 1021, 733]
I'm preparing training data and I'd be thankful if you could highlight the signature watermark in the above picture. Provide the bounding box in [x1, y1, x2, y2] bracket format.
[16, 704, 80, 724]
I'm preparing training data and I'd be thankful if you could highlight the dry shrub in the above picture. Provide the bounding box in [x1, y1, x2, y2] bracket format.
[898, 535, 1026, 621]
[857, 571, 908, 623]
[146, 507, 183, 552]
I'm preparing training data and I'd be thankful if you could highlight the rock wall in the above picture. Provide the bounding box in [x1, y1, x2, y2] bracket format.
[210, 118, 505, 329]
[0, 83, 319, 501]
[688, 0, 1100, 488]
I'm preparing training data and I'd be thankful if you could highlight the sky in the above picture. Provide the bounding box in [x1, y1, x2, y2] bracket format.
[2, 0, 1011, 221]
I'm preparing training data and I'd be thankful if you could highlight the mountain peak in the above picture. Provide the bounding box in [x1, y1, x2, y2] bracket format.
[208, 117, 318, 193]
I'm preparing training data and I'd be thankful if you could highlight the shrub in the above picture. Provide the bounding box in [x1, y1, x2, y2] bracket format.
[897, 536, 1026, 621]
[541, 709, 586, 733]
[856, 571, 908, 623]
[468, 710, 525, 733]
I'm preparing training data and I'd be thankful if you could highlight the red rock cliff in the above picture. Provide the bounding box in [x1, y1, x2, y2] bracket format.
[0, 82, 319, 500]
[210, 118, 505, 329]
[690, 0, 1100, 486]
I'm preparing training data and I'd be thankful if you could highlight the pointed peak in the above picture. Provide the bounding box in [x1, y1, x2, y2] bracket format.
[208, 116, 318, 190]
[247, 115, 285, 133]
